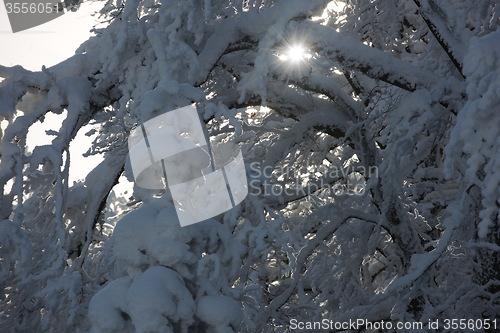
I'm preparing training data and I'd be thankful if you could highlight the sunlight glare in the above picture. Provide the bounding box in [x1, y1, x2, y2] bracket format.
[288, 45, 306, 61]
[283, 45, 311, 63]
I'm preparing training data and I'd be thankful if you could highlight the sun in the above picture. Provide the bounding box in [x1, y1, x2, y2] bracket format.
[279, 44, 311, 63]
[287, 45, 307, 62]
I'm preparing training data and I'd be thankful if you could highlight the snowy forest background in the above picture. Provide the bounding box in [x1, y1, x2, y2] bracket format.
[1, 0, 499, 332]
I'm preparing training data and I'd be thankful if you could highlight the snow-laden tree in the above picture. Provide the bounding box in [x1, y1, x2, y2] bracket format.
[1, 0, 499, 332]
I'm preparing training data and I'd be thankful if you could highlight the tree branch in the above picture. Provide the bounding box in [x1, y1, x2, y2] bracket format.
[262, 208, 377, 321]
[413, 0, 465, 78]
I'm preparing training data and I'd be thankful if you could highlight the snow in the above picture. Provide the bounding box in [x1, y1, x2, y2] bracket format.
[445, 30, 500, 238]
[89, 267, 196, 333]
[0, 219, 32, 277]
[89, 198, 245, 332]
[110, 201, 186, 276]
[88, 277, 131, 333]
[149, 236, 197, 267]
[125, 266, 195, 333]
[49, 53, 99, 79]
[196, 295, 242, 332]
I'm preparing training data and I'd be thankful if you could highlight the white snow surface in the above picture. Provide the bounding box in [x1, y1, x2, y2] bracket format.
[196, 295, 242, 332]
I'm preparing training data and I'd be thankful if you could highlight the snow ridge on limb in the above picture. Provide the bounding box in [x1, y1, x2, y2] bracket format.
[413, 0, 465, 77]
